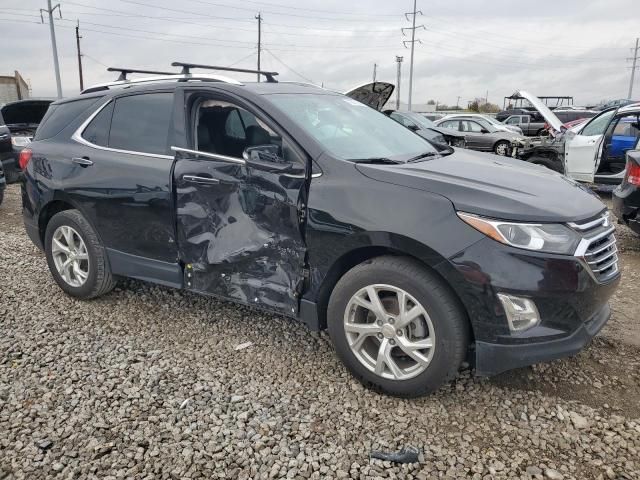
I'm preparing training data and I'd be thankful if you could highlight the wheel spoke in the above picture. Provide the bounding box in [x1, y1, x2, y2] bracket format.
[397, 337, 434, 366]
[73, 262, 88, 281]
[62, 226, 75, 250]
[365, 286, 387, 320]
[374, 339, 403, 378]
[345, 322, 380, 350]
[52, 237, 71, 255]
[396, 304, 424, 330]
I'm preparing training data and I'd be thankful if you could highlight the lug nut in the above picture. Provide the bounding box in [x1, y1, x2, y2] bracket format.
[376, 319, 383, 326]
[396, 330, 403, 336]
[388, 318, 395, 324]
[377, 333, 383, 339]
[389, 339, 396, 345]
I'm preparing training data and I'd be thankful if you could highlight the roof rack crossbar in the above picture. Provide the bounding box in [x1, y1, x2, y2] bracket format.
[171, 62, 279, 83]
[107, 67, 176, 81]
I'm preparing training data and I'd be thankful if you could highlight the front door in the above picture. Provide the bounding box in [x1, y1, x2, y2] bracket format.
[172, 90, 309, 316]
[460, 120, 486, 150]
[565, 109, 617, 182]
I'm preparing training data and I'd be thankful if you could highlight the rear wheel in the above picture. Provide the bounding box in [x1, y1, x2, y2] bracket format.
[494, 140, 511, 156]
[327, 256, 469, 397]
[45, 209, 116, 299]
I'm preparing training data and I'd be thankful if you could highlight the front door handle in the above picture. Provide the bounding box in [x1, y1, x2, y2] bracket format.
[72, 157, 93, 167]
[182, 174, 220, 185]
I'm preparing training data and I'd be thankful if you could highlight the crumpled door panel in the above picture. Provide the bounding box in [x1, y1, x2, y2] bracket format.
[174, 158, 306, 316]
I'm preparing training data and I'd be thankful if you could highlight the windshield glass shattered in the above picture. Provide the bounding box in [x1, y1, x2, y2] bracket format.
[268, 94, 438, 162]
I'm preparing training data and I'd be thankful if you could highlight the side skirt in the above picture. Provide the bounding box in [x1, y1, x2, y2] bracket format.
[106, 248, 183, 289]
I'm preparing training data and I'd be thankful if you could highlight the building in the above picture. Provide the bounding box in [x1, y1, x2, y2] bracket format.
[0, 71, 30, 103]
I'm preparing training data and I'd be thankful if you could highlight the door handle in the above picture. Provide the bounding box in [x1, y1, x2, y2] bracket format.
[182, 174, 220, 185]
[72, 157, 93, 167]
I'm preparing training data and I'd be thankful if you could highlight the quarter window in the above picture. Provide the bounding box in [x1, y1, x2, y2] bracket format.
[81, 101, 114, 147]
[108, 93, 174, 155]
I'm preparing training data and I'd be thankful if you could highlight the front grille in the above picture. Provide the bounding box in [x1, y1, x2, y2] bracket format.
[570, 213, 619, 282]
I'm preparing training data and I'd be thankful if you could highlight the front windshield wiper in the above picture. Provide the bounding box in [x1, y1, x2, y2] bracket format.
[351, 157, 401, 164]
[407, 151, 439, 162]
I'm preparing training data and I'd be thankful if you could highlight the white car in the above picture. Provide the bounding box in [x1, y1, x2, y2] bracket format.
[443, 113, 523, 135]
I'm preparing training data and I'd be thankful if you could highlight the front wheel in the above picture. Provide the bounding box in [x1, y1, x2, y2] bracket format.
[45, 209, 116, 299]
[327, 256, 469, 397]
[494, 140, 511, 156]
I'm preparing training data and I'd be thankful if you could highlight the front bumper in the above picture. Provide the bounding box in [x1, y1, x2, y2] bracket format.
[439, 236, 620, 376]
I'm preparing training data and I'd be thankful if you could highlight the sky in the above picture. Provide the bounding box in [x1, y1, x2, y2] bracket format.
[1, 0, 639, 108]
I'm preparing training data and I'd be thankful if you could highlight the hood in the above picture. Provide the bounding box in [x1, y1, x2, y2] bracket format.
[355, 148, 604, 223]
[344, 82, 394, 111]
[0, 99, 52, 126]
[515, 91, 564, 133]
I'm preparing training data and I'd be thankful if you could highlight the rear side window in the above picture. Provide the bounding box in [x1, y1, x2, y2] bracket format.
[34, 97, 101, 140]
[108, 93, 174, 155]
[82, 101, 114, 147]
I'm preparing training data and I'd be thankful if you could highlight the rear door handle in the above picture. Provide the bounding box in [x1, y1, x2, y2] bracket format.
[72, 157, 93, 167]
[182, 174, 220, 185]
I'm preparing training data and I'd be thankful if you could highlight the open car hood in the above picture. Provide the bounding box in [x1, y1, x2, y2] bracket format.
[0, 99, 52, 126]
[344, 82, 395, 111]
[516, 90, 564, 133]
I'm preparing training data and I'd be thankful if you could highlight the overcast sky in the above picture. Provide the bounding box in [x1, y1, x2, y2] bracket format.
[1, 0, 639, 107]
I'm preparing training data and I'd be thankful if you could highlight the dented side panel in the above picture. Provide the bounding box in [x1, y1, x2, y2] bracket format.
[174, 156, 307, 316]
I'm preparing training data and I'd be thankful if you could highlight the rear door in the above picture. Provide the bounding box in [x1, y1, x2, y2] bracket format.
[565, 109, 617, 182]
[172, 89, 309, 316]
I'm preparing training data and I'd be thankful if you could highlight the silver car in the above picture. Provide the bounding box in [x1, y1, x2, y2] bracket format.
[444, 113, 523, 135]
[435, 117, 525, 156]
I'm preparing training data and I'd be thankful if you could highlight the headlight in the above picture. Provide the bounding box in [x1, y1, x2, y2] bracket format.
[11, 136, 31, 147]
[457, 212, 581, 255]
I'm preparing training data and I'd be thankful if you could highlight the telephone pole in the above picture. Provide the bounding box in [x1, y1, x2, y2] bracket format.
[628, 37, 639, 99]
[402, 0, 424, 111]
[456, 96, 461, 108]
[41, 0, 62, 98]
[395, 56, 403, 110]
[372, 63, 377, 83]
[256, 12, 262, 82]
[75, 21, 84, 91]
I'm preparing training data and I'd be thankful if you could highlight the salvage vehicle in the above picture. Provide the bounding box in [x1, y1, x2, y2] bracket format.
[21, 64, 620, 397]
[613, 151, 640, 234]
[0, 99, 52, 183]
[516, 91, 640, 184]
[383, 110, 466, 148]
[443, 113, 523, 135]
[435, 116, 525, 156]
[503, 114, 547, 136]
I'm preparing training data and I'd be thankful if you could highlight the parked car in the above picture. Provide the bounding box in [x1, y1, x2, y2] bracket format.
[383, 110, 466, 148]
[495, 108, 539, 122]
[516, 91, 640, 184]
[20, 65, 619, 397]
[595, 99, 638, 111]
[613, 150, 640, 234]
[435, 116, 525, 156]
[0, 99, 53, 183]
[503, 114, 548, 136]
[443, 113, 523, 135]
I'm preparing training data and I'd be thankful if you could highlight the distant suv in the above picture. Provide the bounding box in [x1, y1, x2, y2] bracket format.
[21, 64, 620, 396]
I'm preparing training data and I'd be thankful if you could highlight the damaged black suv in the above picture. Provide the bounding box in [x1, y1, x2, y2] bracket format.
[21, 64, 620, 396]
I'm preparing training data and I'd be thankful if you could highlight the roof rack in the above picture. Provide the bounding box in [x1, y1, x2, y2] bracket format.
[107, 67, 176, 81]
[172, 62, 279, 83]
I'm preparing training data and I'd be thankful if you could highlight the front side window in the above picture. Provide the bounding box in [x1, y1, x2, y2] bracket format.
[464, 121, 483, 133]
[581, 109, 616, 137]
[268, 94, 437, 162]
[108, 93, 174, 155]
[505, 116, 519, 125]
[441, 120, 459, 130]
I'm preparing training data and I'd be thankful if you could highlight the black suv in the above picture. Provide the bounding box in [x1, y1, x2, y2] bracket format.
[21, 64, 620, 396]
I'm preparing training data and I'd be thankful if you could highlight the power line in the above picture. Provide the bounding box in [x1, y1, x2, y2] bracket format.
[402, 0, 423, 110]
[264, 48, 314, 84]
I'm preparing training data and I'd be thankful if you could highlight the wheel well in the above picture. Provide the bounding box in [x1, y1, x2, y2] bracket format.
[38, 201, 74, 243]
[313, 246, 474, 346]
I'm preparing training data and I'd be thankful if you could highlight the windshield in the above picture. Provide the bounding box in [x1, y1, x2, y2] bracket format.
[268, 94, 437, 162]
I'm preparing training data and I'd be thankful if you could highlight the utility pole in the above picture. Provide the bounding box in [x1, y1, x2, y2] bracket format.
[456, 96, 461, 109]
[41, 0, 63, 98]
[628, 37, 639, 99]
[75, 21, 84, 91]
[395, 56, 403, 110]
[256, 12, 262, 82]
[402, 0, 424, 111]
[372, 63, 377, 83]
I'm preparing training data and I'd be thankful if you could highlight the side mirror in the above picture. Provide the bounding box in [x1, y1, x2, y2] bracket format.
[243, 145, 304, 175]
[480, 128, 490, 134]
[408, 124, 420, 132]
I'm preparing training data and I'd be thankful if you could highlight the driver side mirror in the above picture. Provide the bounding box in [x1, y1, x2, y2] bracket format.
[243, 145, 305, 175]
[480, 128, 490, 134]
[408, 124, 420, 132]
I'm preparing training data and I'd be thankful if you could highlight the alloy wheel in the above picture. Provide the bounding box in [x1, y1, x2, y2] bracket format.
[51, 225, 90, 287]
[343, 284, 436, 381]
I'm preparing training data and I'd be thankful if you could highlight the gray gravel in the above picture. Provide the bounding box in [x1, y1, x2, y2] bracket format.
[1, 184, 639, 479]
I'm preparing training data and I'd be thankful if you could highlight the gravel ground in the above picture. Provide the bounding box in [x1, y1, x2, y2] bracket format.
[1, 184, 639, 480]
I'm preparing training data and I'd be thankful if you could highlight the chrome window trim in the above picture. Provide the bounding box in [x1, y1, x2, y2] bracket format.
[71, 99, 174, 160]
[170, 146, 246, 165]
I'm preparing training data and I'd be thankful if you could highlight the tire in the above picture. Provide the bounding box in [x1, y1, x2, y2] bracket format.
[529, 156, 563, 173]
[0, 189, 4, 207]
[44, 209, 116, 299]
[327, 256, 469, 397]
[493, 140, 511, 156]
